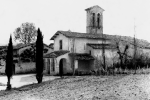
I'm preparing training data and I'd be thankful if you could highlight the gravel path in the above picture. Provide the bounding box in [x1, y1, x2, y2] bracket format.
[0, 74, 150, 100]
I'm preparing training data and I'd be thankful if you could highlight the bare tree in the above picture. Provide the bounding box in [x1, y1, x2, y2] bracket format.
[115, 37, 129, 73]
[14, 22, 37, 44]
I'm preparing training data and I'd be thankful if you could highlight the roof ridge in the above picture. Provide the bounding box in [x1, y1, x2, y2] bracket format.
[50, 30, 150, 48]
[85, 5, 105, 11]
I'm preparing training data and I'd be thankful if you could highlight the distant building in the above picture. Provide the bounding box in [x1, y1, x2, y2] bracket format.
[0, 43, 53, 74]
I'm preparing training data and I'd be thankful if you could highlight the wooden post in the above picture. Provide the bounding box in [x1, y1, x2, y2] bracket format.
[102, 32, 106, 74]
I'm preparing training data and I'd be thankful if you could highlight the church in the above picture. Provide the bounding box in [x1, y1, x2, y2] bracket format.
[43, 5, 150, 75]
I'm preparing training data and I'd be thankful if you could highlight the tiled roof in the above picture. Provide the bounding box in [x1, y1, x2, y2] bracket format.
[85, 5, 105, 11]
[50, 31, 109, 40]
[69, 53, 94, 60]
[49, 43, 54, 49]
[87, 43, 116, 49]
[50, 31, 150, 49]
[44, 50, 69, 58]
[13, 43, 51, 50]
[13, 43, 35, 50]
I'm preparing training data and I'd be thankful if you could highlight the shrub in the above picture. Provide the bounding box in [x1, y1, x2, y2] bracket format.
[20, 48, 35, 62]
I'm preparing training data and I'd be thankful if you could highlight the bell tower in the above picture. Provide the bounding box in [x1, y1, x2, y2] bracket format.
[85, 5, 104, 34]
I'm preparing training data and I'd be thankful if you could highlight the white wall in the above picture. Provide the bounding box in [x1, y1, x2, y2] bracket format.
[15, 62, 35, 74]
[73, 38, 110, 53]
[54, 34, 69, 51]
[0, 62, 35, 74]
[53, 32, 111, 54]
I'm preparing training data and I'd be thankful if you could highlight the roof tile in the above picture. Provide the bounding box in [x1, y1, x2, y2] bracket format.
[87, 43, 116, 49]
[51, 31, 108, 40]
[69, 53, 94, 60]
[44, 50, 69, 58]
[50, 31, 150, 49]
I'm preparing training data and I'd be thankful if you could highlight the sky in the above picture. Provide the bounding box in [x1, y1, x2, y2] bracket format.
[0, 0, 150, 45]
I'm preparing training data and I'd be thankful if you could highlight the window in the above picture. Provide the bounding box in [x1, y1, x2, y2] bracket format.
[97, 13, 100, 28]
[92, 13, 95, 27]
[59, 40, 62, 50]
[89, 50, 91, 55]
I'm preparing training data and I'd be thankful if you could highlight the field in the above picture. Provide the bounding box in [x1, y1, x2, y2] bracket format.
[0, 74, 150, 100]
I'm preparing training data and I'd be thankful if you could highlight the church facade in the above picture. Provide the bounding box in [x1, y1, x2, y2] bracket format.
[43, 5, 150, 75]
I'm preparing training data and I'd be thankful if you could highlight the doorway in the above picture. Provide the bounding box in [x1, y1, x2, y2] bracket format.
[59, 58, 67, 76]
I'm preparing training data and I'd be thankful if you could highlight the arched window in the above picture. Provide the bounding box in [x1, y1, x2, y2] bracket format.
[97, 13, 100, 28]
[92, 13, 95, 27]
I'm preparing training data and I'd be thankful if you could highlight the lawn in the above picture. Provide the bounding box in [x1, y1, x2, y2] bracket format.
[0, 74, 149, 100]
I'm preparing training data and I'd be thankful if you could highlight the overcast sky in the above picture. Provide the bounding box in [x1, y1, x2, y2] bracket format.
[0, 0, 150, 45]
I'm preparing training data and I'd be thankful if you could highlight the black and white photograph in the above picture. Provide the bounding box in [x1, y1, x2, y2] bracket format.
[0, 0, 150, 99]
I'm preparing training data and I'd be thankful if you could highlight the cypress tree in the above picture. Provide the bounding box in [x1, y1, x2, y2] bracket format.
[36, 28, 44, 83]
[5, 35, 13, 90]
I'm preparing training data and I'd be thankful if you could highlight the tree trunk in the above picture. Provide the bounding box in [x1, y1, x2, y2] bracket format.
[36, 74, 43, 83]
[6, 77, 11, 90]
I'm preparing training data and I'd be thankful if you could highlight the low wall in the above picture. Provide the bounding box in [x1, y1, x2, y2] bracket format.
[15, 62, 36, 74]
[0, 62, 36, 74]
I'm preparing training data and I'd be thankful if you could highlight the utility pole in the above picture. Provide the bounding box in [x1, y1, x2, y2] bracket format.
[133, 18, 137, 74]
[72, 36, 75, 76]
[102, 31, 106, 73]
